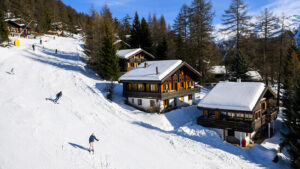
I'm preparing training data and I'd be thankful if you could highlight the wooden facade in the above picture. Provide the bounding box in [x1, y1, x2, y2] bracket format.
[118, 49, 155, 72]
[120, 62, 201, 112]
[6, 20, 31, 37]
[197, 87, 278, 133]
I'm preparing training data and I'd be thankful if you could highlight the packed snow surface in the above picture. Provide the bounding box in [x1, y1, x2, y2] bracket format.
[119, 60, 182, 81]
[198, 82, 265, 111]
[0, 35, 289, 169]
[116, 48, 142, 59]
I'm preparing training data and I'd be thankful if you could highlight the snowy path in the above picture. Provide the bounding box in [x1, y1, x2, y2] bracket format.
[0, 36, 289, 169]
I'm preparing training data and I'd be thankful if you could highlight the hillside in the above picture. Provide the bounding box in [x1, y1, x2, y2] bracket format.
[0, 35, 290, 169]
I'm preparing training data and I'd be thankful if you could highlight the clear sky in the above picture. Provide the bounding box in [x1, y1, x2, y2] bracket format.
[61, 0, 300, 26]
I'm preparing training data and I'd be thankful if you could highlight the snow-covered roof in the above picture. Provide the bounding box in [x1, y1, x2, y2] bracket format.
[119, 60, 183, 81]
[117, 48, 154, 59]
[209, 66, 226, 74]
[246, 71, 262, 81]
[198, 82, 266, 111]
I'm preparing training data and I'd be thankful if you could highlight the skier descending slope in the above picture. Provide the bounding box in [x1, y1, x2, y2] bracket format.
[53, 91, 62, 103]
[89, 133, 99, 154]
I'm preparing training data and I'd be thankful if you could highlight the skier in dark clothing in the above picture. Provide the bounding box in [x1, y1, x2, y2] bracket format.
[89, 133, 99, 154]
[54, 91, 62, 103]
[40, 39, 42, 45]
[32, 44, 35, 51]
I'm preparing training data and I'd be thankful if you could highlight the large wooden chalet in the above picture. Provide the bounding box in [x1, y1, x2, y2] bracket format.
[118, 60, 201, 112]
[197, 82, 277, 147]
[5, 18, 31, 37]
[117, 48, 155, 72]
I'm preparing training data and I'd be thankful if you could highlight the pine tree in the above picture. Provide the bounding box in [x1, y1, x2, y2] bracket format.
[230, 50, 248, 80]
[140, 17, 152, 52]
[100, 21, 120, 80]
[129, 12, 141, 48]
[156, 36, 168, 60]
[221, 0, 251, 50]
[281, 44, 300, 168]
[0, 9, 9, 43]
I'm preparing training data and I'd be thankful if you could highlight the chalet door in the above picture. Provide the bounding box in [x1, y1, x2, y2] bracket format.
[174, 98, 177, 107]
[228, 129, 234, 137]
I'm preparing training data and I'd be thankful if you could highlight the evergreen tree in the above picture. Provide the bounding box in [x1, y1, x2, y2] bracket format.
[100, 21, 120, 80]
[230, 50, 248, 80]
[173, 4, 189, 40]
[140, 17, 152, 52]
[156, 36, 168, 60]
[221, 0, 251, 50]
[130, 12, 141, 48]
[281, 44, 300, 168]
[0, 9, 9, 43]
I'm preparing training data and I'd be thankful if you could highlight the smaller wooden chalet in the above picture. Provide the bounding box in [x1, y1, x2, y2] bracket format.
[197, 82, 277, 147]
[118, 60, 202, 112]
[117, 48, 155, 72]
[5, 18, 31, 37]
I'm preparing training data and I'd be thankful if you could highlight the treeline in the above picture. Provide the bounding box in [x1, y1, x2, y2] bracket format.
[0, 0, 89, 33]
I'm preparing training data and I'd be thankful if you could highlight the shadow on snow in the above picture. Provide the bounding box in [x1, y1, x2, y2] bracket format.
[68, 142, 89, 152]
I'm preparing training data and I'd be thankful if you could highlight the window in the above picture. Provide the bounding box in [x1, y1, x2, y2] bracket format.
[188, 95, 192, 100]
[138, 84, 143, 91]
[150, 84, 156, 92]
[150, 100, 155, 107]
[128, 84, 132, 91]
[132, 98, 134, 104]
[138, 99, 142, 105]
[165, 84, 169, 90]
[180, 97, 184, 102]
[131, 63, 134, 67]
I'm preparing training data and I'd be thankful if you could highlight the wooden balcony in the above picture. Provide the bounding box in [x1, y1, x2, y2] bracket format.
[197, 109, 278, 133]
[123, 87, 200, 99]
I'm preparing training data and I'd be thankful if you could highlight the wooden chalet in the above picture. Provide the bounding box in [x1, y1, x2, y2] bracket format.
[197, 82, 277, 147]
[118, 60, 201, 112]
[117, 48, 155, 72]
[5, 18, 31, 37]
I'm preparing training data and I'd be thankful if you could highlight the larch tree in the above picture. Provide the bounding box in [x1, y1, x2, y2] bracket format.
[221, 0, 251, 50]
[189, 0, 214, 82]
[256, 8, 277, 85]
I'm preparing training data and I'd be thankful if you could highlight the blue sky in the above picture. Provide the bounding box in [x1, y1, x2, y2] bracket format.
[62, 0, 300, 26]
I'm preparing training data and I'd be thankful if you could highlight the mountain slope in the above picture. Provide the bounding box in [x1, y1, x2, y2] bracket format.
[0, 35, 289, 169]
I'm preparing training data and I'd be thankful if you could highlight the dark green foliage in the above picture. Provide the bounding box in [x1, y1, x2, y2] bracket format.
[156, 36, 168, 60]
[129, 12, 141, 48]
[140, 18, 152, 52]
[281, 44, 300, 168]
[99, 22, 120, 80]
[230, 50, 248, 80]
[0, 9, 8, 43]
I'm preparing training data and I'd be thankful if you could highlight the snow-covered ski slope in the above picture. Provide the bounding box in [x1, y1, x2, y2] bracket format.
[0, 35, 289, 169]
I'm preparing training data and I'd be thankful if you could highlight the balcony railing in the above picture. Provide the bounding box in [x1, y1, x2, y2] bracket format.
[197, 109, 278, 133]
[123, 87, 200, 99]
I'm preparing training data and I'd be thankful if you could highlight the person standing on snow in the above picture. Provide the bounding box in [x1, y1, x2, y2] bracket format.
[53, 91, 62, 103]
[32, 44, 35, 51]
[89, 133, 99, 154]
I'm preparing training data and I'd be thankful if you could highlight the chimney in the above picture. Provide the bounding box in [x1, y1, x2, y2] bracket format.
[237, 78, 241, 83]
[144, 61, 148, 68]
[156, 66, 158, 74]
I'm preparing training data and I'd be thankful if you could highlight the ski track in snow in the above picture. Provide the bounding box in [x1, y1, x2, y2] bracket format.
[0, 35, 290, 169]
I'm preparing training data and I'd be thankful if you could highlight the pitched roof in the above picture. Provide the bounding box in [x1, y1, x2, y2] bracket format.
[198, 82, 266, 111]
[116, 48, 155, 59]
[119, 60, 183, 82]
